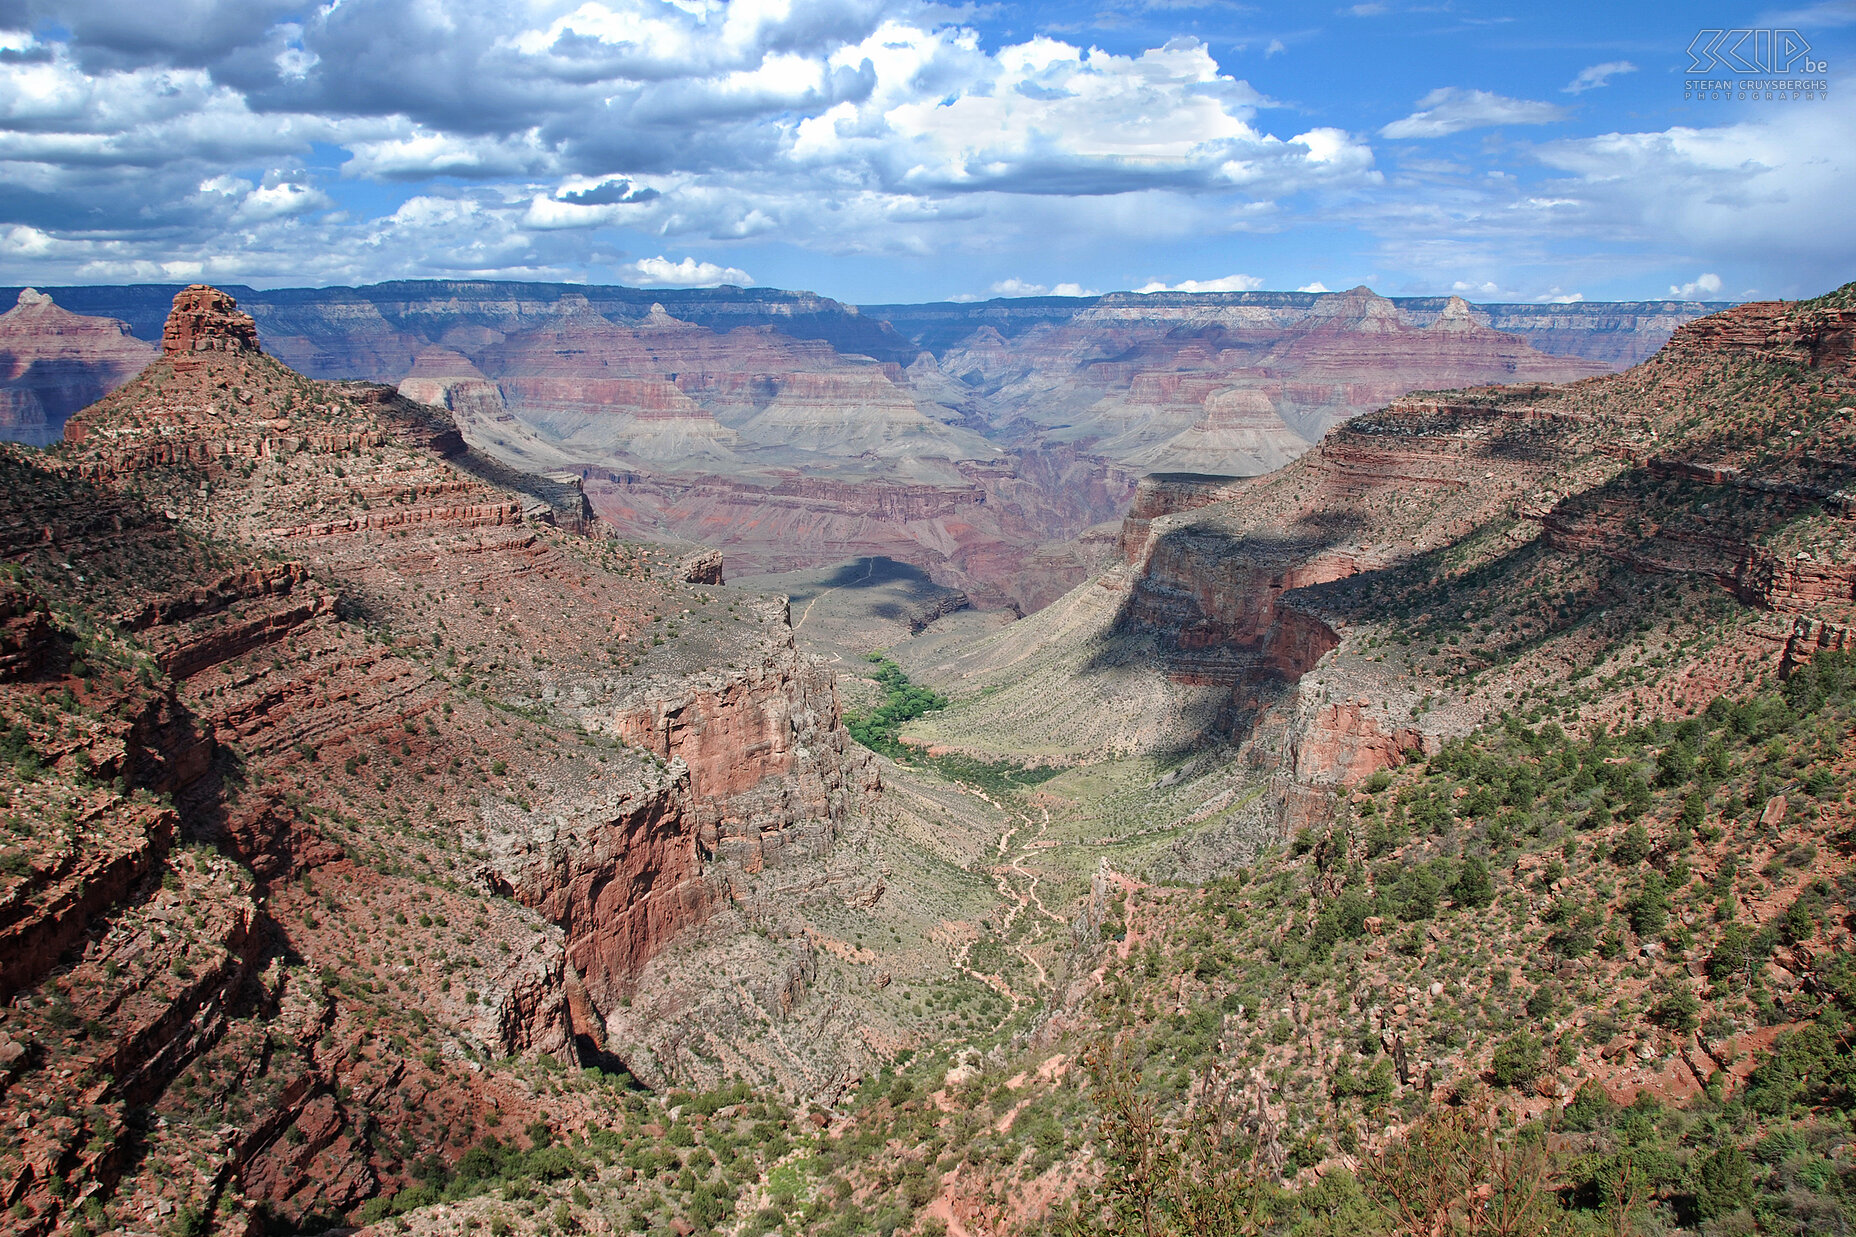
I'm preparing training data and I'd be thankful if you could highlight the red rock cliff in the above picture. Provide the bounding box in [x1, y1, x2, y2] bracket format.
[0, 284, 883, 1231]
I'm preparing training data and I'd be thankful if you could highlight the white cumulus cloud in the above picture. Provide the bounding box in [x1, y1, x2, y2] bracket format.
[622, 255, 753, 287]
[1, 0, 1844, 300]
[233, 179, 332, 223]
[987, 278, 1099, 298]
[1669, 273, 1723, 299]
[1135, 273, 1263, 292]
[793, 28, 1377, 198]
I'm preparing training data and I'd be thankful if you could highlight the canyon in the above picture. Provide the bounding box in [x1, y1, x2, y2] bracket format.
[957, 319, 1847, 903]
[802, 284, 1856, 1233]
[903, 291, 1856, 796]
[0, 281, 1714, 615]
[0, 277, 1849, 1237]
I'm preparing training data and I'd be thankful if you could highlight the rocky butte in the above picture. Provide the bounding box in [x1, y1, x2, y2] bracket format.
[0, 289, 154, 447]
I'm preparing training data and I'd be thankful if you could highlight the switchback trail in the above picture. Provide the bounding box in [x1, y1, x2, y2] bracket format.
[944, 777, 1066, 996]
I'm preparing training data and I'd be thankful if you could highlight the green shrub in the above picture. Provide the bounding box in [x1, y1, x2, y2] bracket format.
[1694, 1145, 1754, 1220]
[1622, 873, 1669, 936]
[1490, 1032, 1543, 1089]
[1452, 856, 1494, 909]
[1648, 981, 1700, 1033]
[1611, 822, 1652, 866]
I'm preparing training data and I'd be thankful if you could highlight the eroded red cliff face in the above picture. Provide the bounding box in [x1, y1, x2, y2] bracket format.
[0, 286, 881, 1233]
[161, 285, 261, 359]
[1110, 390, 1575, 721]
[609, 639, 873, 868]
[1103, 293, 1856, 825]
[1120, 523, 1348, 689]
[1285, 699, 1427, 786]
[486, 603, 878, 1018]
[1655, 298, 1856, 375]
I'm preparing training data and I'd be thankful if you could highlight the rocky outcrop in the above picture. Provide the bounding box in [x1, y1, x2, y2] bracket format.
[680, 547, 725, 584]
[1783, 615, 1855, 672]
[0, 580, 53, 679]
[1286, 699, 1428, 785]
[1118, 473, 1251, 561]
[0, 795, 177, 999]
[0, 289, 155, 445]
[607, 625, 875, 871]
[161, 285, 261, 358]
[908, 589, 971, 633]
[500, 776, 717, 1005]
[1654, 298, 1856, 375]
[1120, 520, 1351, 690]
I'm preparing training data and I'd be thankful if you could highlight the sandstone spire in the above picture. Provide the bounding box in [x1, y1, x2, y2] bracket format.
[160, 284, 260, 358]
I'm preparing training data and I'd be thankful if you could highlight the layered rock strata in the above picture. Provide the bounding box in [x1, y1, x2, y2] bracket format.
[0, 289, 155, 445]
[907, 293, 1856, 847]
[3, 280, 1705, 620]
[0, 286, 880, 1233]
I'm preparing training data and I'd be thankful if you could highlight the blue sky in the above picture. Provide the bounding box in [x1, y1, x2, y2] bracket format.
[0, 0, 1851, 303]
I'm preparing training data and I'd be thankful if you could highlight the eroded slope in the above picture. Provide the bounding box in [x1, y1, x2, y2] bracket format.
[0, 286, 900, 1234]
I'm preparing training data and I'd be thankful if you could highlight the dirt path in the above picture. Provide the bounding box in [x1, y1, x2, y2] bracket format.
[948, 924, 1027, 1006]
[793, 555, 874, 631]
[1013, 805, 1066, 926]
[944, 780, 1066, 995]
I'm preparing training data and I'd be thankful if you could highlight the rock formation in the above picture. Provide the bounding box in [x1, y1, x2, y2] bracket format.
[160, 284, 261, 358]
[904, 289, 1856, 836]
[0, 289, 154, 445]
[0, 286, 884, 1233]
[932, 284, 1612, 476]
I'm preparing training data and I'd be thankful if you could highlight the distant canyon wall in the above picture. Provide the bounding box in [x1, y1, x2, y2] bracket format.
[1, 280, 1716, 614]
[866, 290, 1718, 367]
